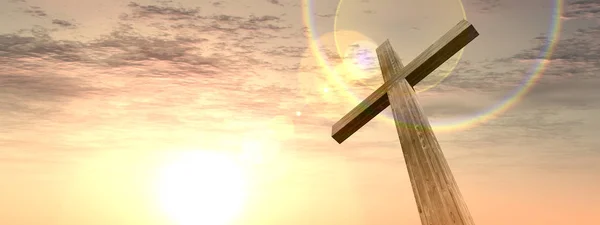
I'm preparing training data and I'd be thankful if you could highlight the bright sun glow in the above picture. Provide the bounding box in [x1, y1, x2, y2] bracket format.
[155, 150, 248, 225]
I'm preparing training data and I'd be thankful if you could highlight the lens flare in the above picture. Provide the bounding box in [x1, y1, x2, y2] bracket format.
[334, 0, 467, 94]
[301, 0, 564, 132]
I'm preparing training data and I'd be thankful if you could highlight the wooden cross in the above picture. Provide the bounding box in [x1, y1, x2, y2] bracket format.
[331, 20, 479, 225]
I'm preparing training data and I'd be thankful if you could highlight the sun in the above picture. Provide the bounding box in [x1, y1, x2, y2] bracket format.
[154, 150, 248, 225]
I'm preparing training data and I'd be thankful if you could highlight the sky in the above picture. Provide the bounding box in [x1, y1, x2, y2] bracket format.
[0, 0, 599, 225]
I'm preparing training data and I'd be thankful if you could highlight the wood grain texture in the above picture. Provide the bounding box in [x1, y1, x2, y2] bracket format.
[331, 19, 478, 143]
[378, 42, 475, 225]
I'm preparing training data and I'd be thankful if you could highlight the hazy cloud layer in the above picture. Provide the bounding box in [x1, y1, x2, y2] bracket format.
[0, 0, 597, 172]
[563, 0, 600, 20]
[0, 0, 599, 224]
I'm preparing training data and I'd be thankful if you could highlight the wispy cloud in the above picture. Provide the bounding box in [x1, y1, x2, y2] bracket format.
[266, 0, 284, 6]
[0, 27, 84, 61]
[23, 6, 47, 17]
[126, 2, 200, 20]
[0, 0, 324, 153]
[467, 0, 502, 13]
[563, 0, 600, 20]
[51, 19, 76, 28]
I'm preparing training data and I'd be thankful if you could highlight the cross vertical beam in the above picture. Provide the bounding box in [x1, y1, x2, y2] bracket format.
[377, 41, 475, 225]
[331, 20, 480, 225]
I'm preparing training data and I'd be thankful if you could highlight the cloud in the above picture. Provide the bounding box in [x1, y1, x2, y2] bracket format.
[407, 21, 600, 156]
[1, 0, 301, 73]
[0, 31, 98, 135]
[563, 0, 600, 20]
[241, 15, 289, 30]
[126, 2, 200, 20]
[0, 0, 597, 191]
[316, 14, 335, 18]
[363, 10, 375, 14]
[0, 26, 84, 62]
[52, 19, 76, 28]
[266, 0, 284, 6]
[89, 24, 220, 68]
[4, 0, 539, 167]
[436, 23, 600, 94]
[0, 72, 92, 107]
[11, 3, 79, 30]
[467, 0, 501, 13]
[0, 0, 312, 135]
[23, 6, 47, 17]
[0, 66, 97, 130]
[264, 46, 308, 58]
[511, 26, 600, 79]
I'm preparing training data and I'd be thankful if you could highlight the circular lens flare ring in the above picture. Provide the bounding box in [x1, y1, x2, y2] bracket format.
[301, 0, 564, 132]
[333, 0, 468, 94]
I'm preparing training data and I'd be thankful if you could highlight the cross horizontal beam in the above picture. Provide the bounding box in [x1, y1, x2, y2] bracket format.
[332, 20, 478, 143]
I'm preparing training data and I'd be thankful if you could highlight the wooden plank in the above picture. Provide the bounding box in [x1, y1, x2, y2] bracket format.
[378, 44, 475, 225]
[331, 19, 478, 143]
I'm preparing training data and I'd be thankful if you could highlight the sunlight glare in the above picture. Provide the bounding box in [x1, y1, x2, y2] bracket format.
[155, 150, 248, 225]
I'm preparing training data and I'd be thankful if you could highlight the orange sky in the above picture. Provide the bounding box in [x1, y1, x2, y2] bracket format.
[1, 0, 599, 225]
